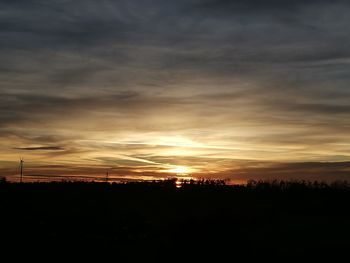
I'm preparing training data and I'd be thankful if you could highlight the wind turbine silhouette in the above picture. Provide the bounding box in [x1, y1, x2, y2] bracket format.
[19, 157, 24, 183]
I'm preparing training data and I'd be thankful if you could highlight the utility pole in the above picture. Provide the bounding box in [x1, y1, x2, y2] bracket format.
[19, 158, 24, 183]
[106, 171, 109, 183]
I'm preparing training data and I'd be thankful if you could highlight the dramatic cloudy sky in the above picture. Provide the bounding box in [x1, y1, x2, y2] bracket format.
[1, 0, 350, 182]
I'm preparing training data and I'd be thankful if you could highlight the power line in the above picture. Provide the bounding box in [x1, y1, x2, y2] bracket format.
[19, 157, 24, 183]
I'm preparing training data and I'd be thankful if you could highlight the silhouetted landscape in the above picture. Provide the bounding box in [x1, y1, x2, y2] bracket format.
[2, 1, 350, 259]
[1, 179, 350, 260]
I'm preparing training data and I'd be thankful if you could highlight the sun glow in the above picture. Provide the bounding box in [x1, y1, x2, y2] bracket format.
[168, 166, 192, 175]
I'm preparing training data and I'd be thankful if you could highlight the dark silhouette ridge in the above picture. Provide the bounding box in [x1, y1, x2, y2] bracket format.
[1, 180, 349, 260]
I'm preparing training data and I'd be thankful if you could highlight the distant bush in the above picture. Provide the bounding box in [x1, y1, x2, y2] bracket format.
[246, 179, 350, 190]
[0, 177, 7, 184]
[180, 178, 226, 186]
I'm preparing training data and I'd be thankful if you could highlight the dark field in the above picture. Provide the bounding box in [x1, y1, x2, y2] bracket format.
[1, 180, 350, 260]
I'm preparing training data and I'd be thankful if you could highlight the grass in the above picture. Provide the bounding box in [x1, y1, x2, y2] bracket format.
[1, 180, 349, 260]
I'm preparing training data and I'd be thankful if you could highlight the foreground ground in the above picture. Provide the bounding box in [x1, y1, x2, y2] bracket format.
[1, 180, 350, 260]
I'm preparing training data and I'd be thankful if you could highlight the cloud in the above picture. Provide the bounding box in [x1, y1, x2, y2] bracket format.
[198, 161, 350, 182]
[1, 0, 350, 180]
[14, 146, 65, 151]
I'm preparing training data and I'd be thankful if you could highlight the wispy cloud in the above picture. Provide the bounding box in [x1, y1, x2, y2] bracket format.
[1, 0, 350, 180]
[14, 146, 65, 151]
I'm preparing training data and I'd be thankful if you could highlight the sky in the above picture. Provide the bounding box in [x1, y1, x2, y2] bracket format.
[1, 0, 350, 182]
